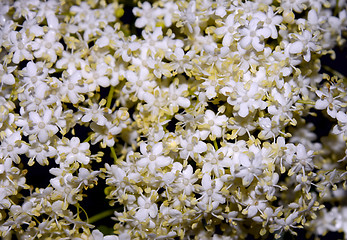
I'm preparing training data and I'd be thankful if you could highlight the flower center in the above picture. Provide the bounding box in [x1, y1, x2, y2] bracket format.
[136, 80, 143, 87]
[208, 120, 214, 126]
[72, 148, 79, 154]
[18, 42, 25, 50]
[187, 144, 194, 151]
[38, 122, 46, 129]
[93, 72, 99, 79]
[36, 146, 43, 153]
[45, 42, 52, 49]
[250, 31, 256, 38]
[7, 145, 14, 152]
[144, 202, 151, 209]
[89, 23, 96, 29]
[68, 83, 75, 90]
[35, 98, 42, 105]
[149, 154, 156, 161]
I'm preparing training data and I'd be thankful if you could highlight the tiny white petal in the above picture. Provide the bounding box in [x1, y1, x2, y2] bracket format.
[289, 42, 303, 54]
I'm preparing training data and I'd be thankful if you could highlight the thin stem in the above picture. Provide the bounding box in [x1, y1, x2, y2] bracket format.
[77, 203, 80, 218]
[84, 134, 93, 143]
[110, 146, 118, 163]
[334, 0, 340, 16]
[78, 203, 89, 222]
[106, 85, 115, 109]
[88, 209, 114, 224]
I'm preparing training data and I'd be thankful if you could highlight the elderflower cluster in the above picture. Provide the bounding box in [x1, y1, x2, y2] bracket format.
[1, 0, 347, 239]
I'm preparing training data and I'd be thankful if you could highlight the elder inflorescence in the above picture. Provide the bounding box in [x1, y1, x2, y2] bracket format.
[0, 0, 347, 239]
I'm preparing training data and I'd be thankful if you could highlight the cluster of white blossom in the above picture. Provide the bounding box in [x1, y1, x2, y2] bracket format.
[1, 0, 347, 239]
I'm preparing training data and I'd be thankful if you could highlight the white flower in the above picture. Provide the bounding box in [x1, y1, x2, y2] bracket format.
[294, 144, 314, 172]
[8, 30, 34, 63]
[123, 67, 156, 101]
[133, 190, 158, 223]
[288, 30, 318, 62]
[254, 7, 283, 39]
[90, 120, 126, 148]
[27, 140, 56, 166]
[0, 3, 10, 27]
[24, 110, 58, 143]
[35, 0, 60, 30]
[334, 207, 347, 234]
[31, 30, 63, 63]
[19, 60, 51, 89]
[199, 110, 228, 140]
[239, 18, 271, 52]
[270, 211, 299, 236]
[175, 0, 198, 33]
[281, 0, 307, 13]
[164, 82, 190, 114]
[179, 130, 207, 161]
[80, 103, 110, 126]
[57, 137, 91, 165]
[0, 97, 15, 128]
[167, 47, 195, 75]
[0, 130, 28, 164]
[95, 25, 121, 48]
[227, 82, 266, 118]
[173, 164, 198, 195]
[114, 36, 141, 62]
[258, 117, 281, 140]
[137, 142, 173, 173]
[215, 13, 241, 47]
[59, 71, 89, 104]
[133, 2, 161, 29]
[82, 62, 111, 88]
[56, 51, 84, 75]
[312, 208, 338, 236]
[332, 111, 347, 138]
[89, 229, 119, 240]
[0, 64, 16, 85]
[315, 85, 344, 118]
[70, 5, 104, 42]
[197, 174, 225, 212]
[140, 27, 168, 58]
[160, 1, 178, 27]
[242, 191, 267, 219]
[201, 146, 232, 177]
[105, 163, 141, 195]
[235, 147, 264, 187]
[74, 167, 99, 189]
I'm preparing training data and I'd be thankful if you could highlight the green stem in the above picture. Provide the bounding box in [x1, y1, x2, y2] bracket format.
[88, 209, 114, 224]
[106, 86, 115, 109]
[110, 146, 118, 163]
[79, 204, 89, 222]
[84, 134, 93, 143]
[334, 0, 340, 16]
[77, 203, 80, 217]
